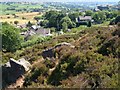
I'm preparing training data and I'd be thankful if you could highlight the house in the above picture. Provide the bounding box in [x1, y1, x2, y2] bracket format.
[31, 25, 40, 30]
[93, 8, 100, 12]
[20, 27, 52, 41]
[20, 30, 36, 36]
[76, 16, 92, 22]
[32, 28, 52, 36]
[112, 5, 120, 10]
[76, 16, 92, 27]
[20, 30, 36, 41]
[97, 5, 110, 11]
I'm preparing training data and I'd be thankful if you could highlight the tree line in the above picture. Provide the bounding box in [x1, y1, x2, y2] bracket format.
[33, 10, 118, 32]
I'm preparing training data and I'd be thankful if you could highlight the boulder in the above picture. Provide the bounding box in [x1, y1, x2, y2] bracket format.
[41, 42, 75, 59]
[2, 58, 31, 88]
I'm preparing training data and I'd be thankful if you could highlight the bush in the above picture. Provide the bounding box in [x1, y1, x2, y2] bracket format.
[87, 21, 92, 27]
[109, 19, 115, 25]
[22, 17, 26, 20]
[14, 21, 19, 25]
[21, 36, 52, 48]
[2, 22, 23, 52]
[50, 27, 56, 33]
[44, 60, 55, 68]
[24, 63, 48, 87]
[117, 22, 120, 27]
[40, 20, 49, 27]
[21, 28, 28, 32]
[115, 16, 120, 24]
[109, 16, 120, 25]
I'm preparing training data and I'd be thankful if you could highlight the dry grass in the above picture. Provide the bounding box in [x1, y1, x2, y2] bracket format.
[0, 12, 42, 25]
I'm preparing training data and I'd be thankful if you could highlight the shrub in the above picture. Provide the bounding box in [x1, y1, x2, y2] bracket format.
[14, 21, 19, 25]
[2, 22, 23, 52]
[44, 60, 55, 68]
[21, 36, 52, 48]
[22, 17, 26, 20]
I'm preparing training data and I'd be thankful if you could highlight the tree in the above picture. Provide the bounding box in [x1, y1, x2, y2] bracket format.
[87, 21, 92, 27]
[115, 16, 120, 24]
[62, 22, 68, 32]
[79, 12, 84, 16]
[72, 22, 76, 28]
[34, 16, 41, 22]
[50, 27, 56, 33]
[85, 10, 93, 16]
[26, 21, 33, 28]
[109, 19, 115, 25]
[68, 12, 79, 22]
[104, 11, 118, 19]
[44, 10, 59, 27]
[93, 11, 106, 24]
[2, 22, 23, 52]
[22, 17, 26, 20]
[45, 10, 58, 20]
[40, 20, 49, 27]
[56, 13, 66, 30]
[60, 16, 73, 29]
[14, 21, 19, 25]
[44, 10, 77, 30]
[109, 16, 120, 25]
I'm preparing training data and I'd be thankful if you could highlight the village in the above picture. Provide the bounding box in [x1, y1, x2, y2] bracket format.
[18, 15, 93, 41]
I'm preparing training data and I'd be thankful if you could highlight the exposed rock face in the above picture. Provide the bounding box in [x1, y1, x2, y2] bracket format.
[2, 58, 31, 88]
[42, 48, 55, 59]
[54, 42, 75, 49]
[42, 42, 75, 59]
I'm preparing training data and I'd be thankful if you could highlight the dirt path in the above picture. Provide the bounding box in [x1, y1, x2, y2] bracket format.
[32, 57, 44, 66]
[49, 59, 59, 73]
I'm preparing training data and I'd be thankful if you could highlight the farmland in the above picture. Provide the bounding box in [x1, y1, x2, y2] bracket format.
[0, 2, 43, 15]
[0, 2, 44, 24]
[0, 12, 42, 24]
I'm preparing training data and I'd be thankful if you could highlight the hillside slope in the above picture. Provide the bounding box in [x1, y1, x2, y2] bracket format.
[2, 25, 120, 88]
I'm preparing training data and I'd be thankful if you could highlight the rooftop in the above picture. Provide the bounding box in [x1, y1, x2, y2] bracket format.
[78, 16, 92, 20]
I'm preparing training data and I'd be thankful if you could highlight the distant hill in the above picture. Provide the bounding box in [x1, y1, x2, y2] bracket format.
[0, 0, 119, 3]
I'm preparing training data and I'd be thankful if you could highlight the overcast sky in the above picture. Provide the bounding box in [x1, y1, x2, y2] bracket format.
[0, 0, 119, 2]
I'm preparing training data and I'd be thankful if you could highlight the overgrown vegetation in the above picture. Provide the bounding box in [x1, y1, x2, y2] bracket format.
[1, 1, 120, 89]
[1, 22, 23, 52]
[2, 23, 119, 88]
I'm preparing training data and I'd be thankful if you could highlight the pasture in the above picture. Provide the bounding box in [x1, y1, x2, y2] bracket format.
[0, 2, 43, 15]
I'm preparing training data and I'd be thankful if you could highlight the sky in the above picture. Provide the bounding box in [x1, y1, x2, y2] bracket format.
[0, 0, 119, 2]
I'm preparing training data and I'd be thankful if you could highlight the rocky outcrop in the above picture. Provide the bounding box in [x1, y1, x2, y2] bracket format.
[42, 42, 75, 59]
[53, 42, 75, 49]
[2, 58, 31, 88]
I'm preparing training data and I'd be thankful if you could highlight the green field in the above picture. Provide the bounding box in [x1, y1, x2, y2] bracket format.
[0, 2, 43, 15]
